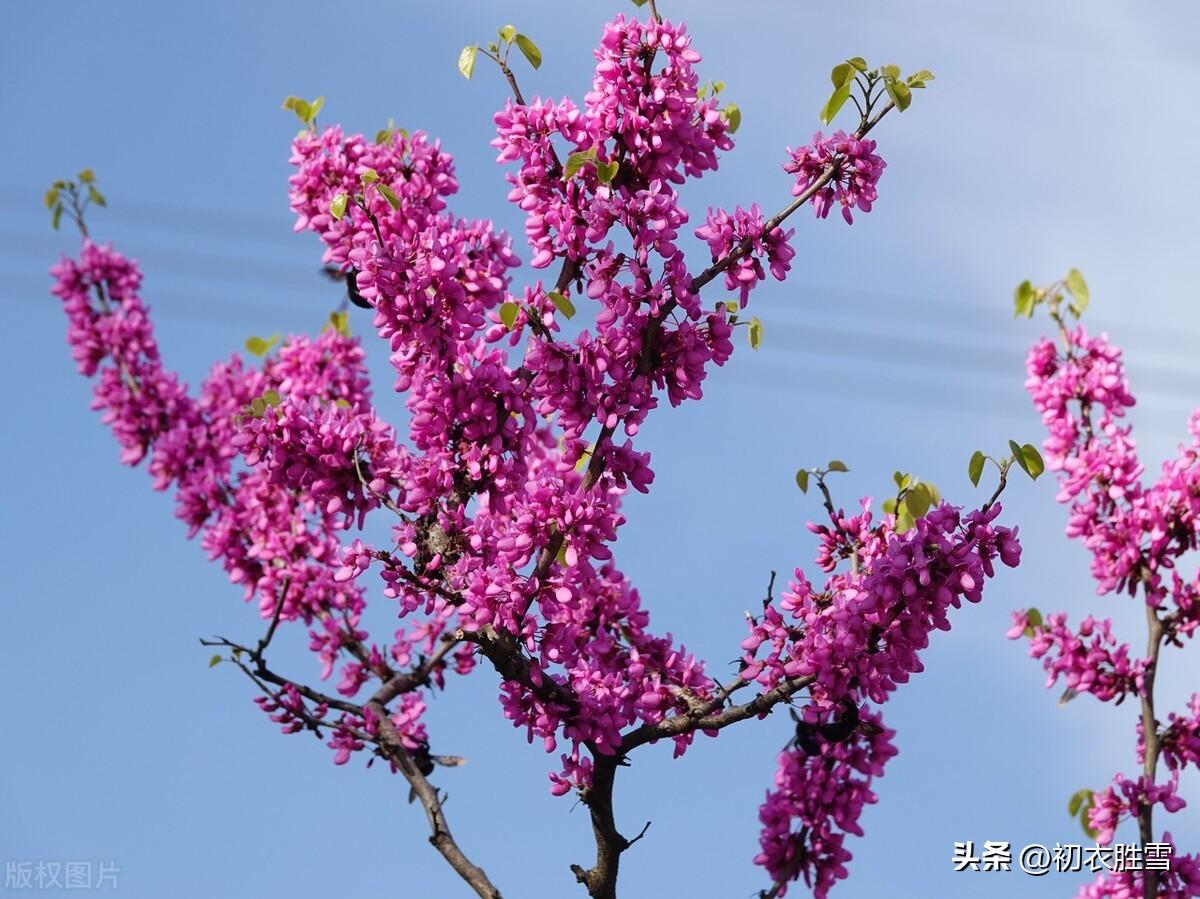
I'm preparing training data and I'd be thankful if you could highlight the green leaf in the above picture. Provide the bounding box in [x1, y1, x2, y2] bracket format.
[51, 204, 63, 230]
[795, 469, 810, 493]
[819, 83, 852, 126]
[723, 102, 742, 134]
[1080, 794, 1098, 839]
[630, 0, 649, 6]
[827, 460, 849, 473]
[44, 188, 59, 209]
[499, 24, 517, 44]
[360, 168, 380, 184]
[563, 150, 593, 182]
[847, 57, 868, 73]
[748, 316, 763, 350]
[1008, 440, 1031, 477]
[1026, 607, 1044, 630]
[282, 95, 321, 126]
[549, 290, 576, 319]
[893, 471, 911, 490]
[1065, 268, 1090, 314]
[262, 389, 282, 407]
[499, 301, 520, 329]
[514, 34, 542, 69]
[209, 654, 222, 668]
[1067, 788, 1089, 818]
[895, 505, 915, 533]
[885, 80, 912, 111]
[904, 483, 932, 519]
[458, 45, 478, 79]
[723, 300, 739, 314]
[882, 63, 901, 81]
[87, 186, 107, 207]
[245, 336, 270, 357]
[1014, 280, 1037, 318]
[596, 160, 619, 185]
[882, 497, 897, 515]
[250, 396, 267, 416]
[1020, 443, 1045, 480]
[78, 168, 95, 184]
[968, 450, 985, 487]
[329, 192, 348, 221]
[328, 310, 350, 337]
[830, 63, 855, 89]
[377, 183, 402, 210]
[909, 68, 935, 84]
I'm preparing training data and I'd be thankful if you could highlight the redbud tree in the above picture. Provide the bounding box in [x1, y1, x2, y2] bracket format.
[1009, 277, 1200, 899]
[44, 6, 1031, 898]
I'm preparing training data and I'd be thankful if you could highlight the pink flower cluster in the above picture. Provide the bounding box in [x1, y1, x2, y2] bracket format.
[748, 499, 1019, 892]
[1006, 611, 1142, 702]
[1015, 321, 1200, 896]
[784, 131, 885, 224]
[755, 710, 897, 898]
[695, 204, 795, 306]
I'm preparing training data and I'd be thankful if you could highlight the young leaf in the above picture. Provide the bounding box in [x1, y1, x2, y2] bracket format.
[885, 80, 912, 111]
[1026, 607, 1044, 630]
[748, 316, 763, 350]
[78, 168, 96, 184]
[514, 34, 542, 69]
[262, 389, 282, 407]
[549, 291, 576, 319]
[563, 150, 593, 182]
[830, 62, 855, 88]
[723, 102, 742, 134]
[893, 471, 911, 490]
[458, 45, 478, 79]
[1080, 794, 1098, 839]
[795, 469, 809, 493]
[1013, 280, 1036, 318]
[245, 336, 270, 357]
[904, 483, 932, 519]
[499, 301, 520, 329]
[250, 397, 267, 417]
[820, 83, 852, 126]
[827, 460, 849, 473]
[328, 310, 350, 337]
[498, 24, 517, 44]
[846, 57, 868, 73]
[209, 654, 222, 668]
[1008, 439, 1030, 477]
[1020, 443, 1045, 480]
[360, 168, 380, 184]
[596, 160, 619, 184]
[377, 183, 402, 210]
[968, 450, 986, 487]
[630, 0, 650, 6]
[1065, 268, 1090, 314]
[329, 193, 348, 221]
[1067, 788, 1090, 818]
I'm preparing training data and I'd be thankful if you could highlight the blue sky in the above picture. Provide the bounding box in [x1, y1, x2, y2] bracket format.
[3, 1, 1199, 897]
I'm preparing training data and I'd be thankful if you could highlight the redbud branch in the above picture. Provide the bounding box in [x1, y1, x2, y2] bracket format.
[369, 711, 505, 899]
[621, 673, 816, 752]
[1139, 603, 1166, 899]
[689, 101, 895, 296]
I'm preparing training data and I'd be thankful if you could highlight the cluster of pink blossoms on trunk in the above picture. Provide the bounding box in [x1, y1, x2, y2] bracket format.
[48, 11, 1012, 897]
[1012, 321, 1200, 898]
